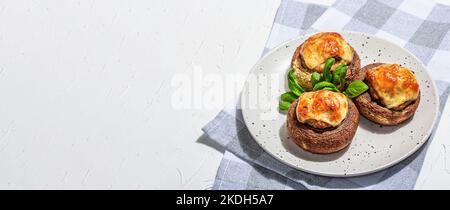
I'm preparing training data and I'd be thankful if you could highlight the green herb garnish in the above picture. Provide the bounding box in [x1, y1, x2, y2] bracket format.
[279, 100, 291, 111]
[345, 80, 369, 98]
[332, 64, 347, 90]
[322, 57, 335, 82]
[288, 69, 305, 96]
[313, 81, 340, 92]
[311, 72, 321, 87]
[279, 57, 368, 111]
[280, 92, 297, 103]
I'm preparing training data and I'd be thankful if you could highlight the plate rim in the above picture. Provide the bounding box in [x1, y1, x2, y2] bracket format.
[240, 30, 440, 177]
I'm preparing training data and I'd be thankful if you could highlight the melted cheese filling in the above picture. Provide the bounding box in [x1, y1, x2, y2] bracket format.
[366, 64, 419, 109]
[296, 90, 348, 129]
[300, 32, 354, 72]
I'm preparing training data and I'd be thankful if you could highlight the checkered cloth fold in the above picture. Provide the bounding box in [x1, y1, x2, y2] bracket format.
[202, 0, 450, 190]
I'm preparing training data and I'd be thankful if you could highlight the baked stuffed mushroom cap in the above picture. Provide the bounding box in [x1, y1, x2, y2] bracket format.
[291, 32, 361, 90]
[287, 90, 360, 154]
[354, 63, 420, 126]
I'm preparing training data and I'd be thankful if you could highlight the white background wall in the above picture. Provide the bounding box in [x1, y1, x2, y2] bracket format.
[0, 0, 449, 189]
[0, 0, 281, 189]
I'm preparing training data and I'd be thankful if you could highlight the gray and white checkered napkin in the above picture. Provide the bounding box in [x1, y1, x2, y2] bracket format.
[202, 0, 450, 190]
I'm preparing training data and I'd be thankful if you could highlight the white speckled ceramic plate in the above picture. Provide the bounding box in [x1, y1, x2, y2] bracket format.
[241, 31, 439, 177]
